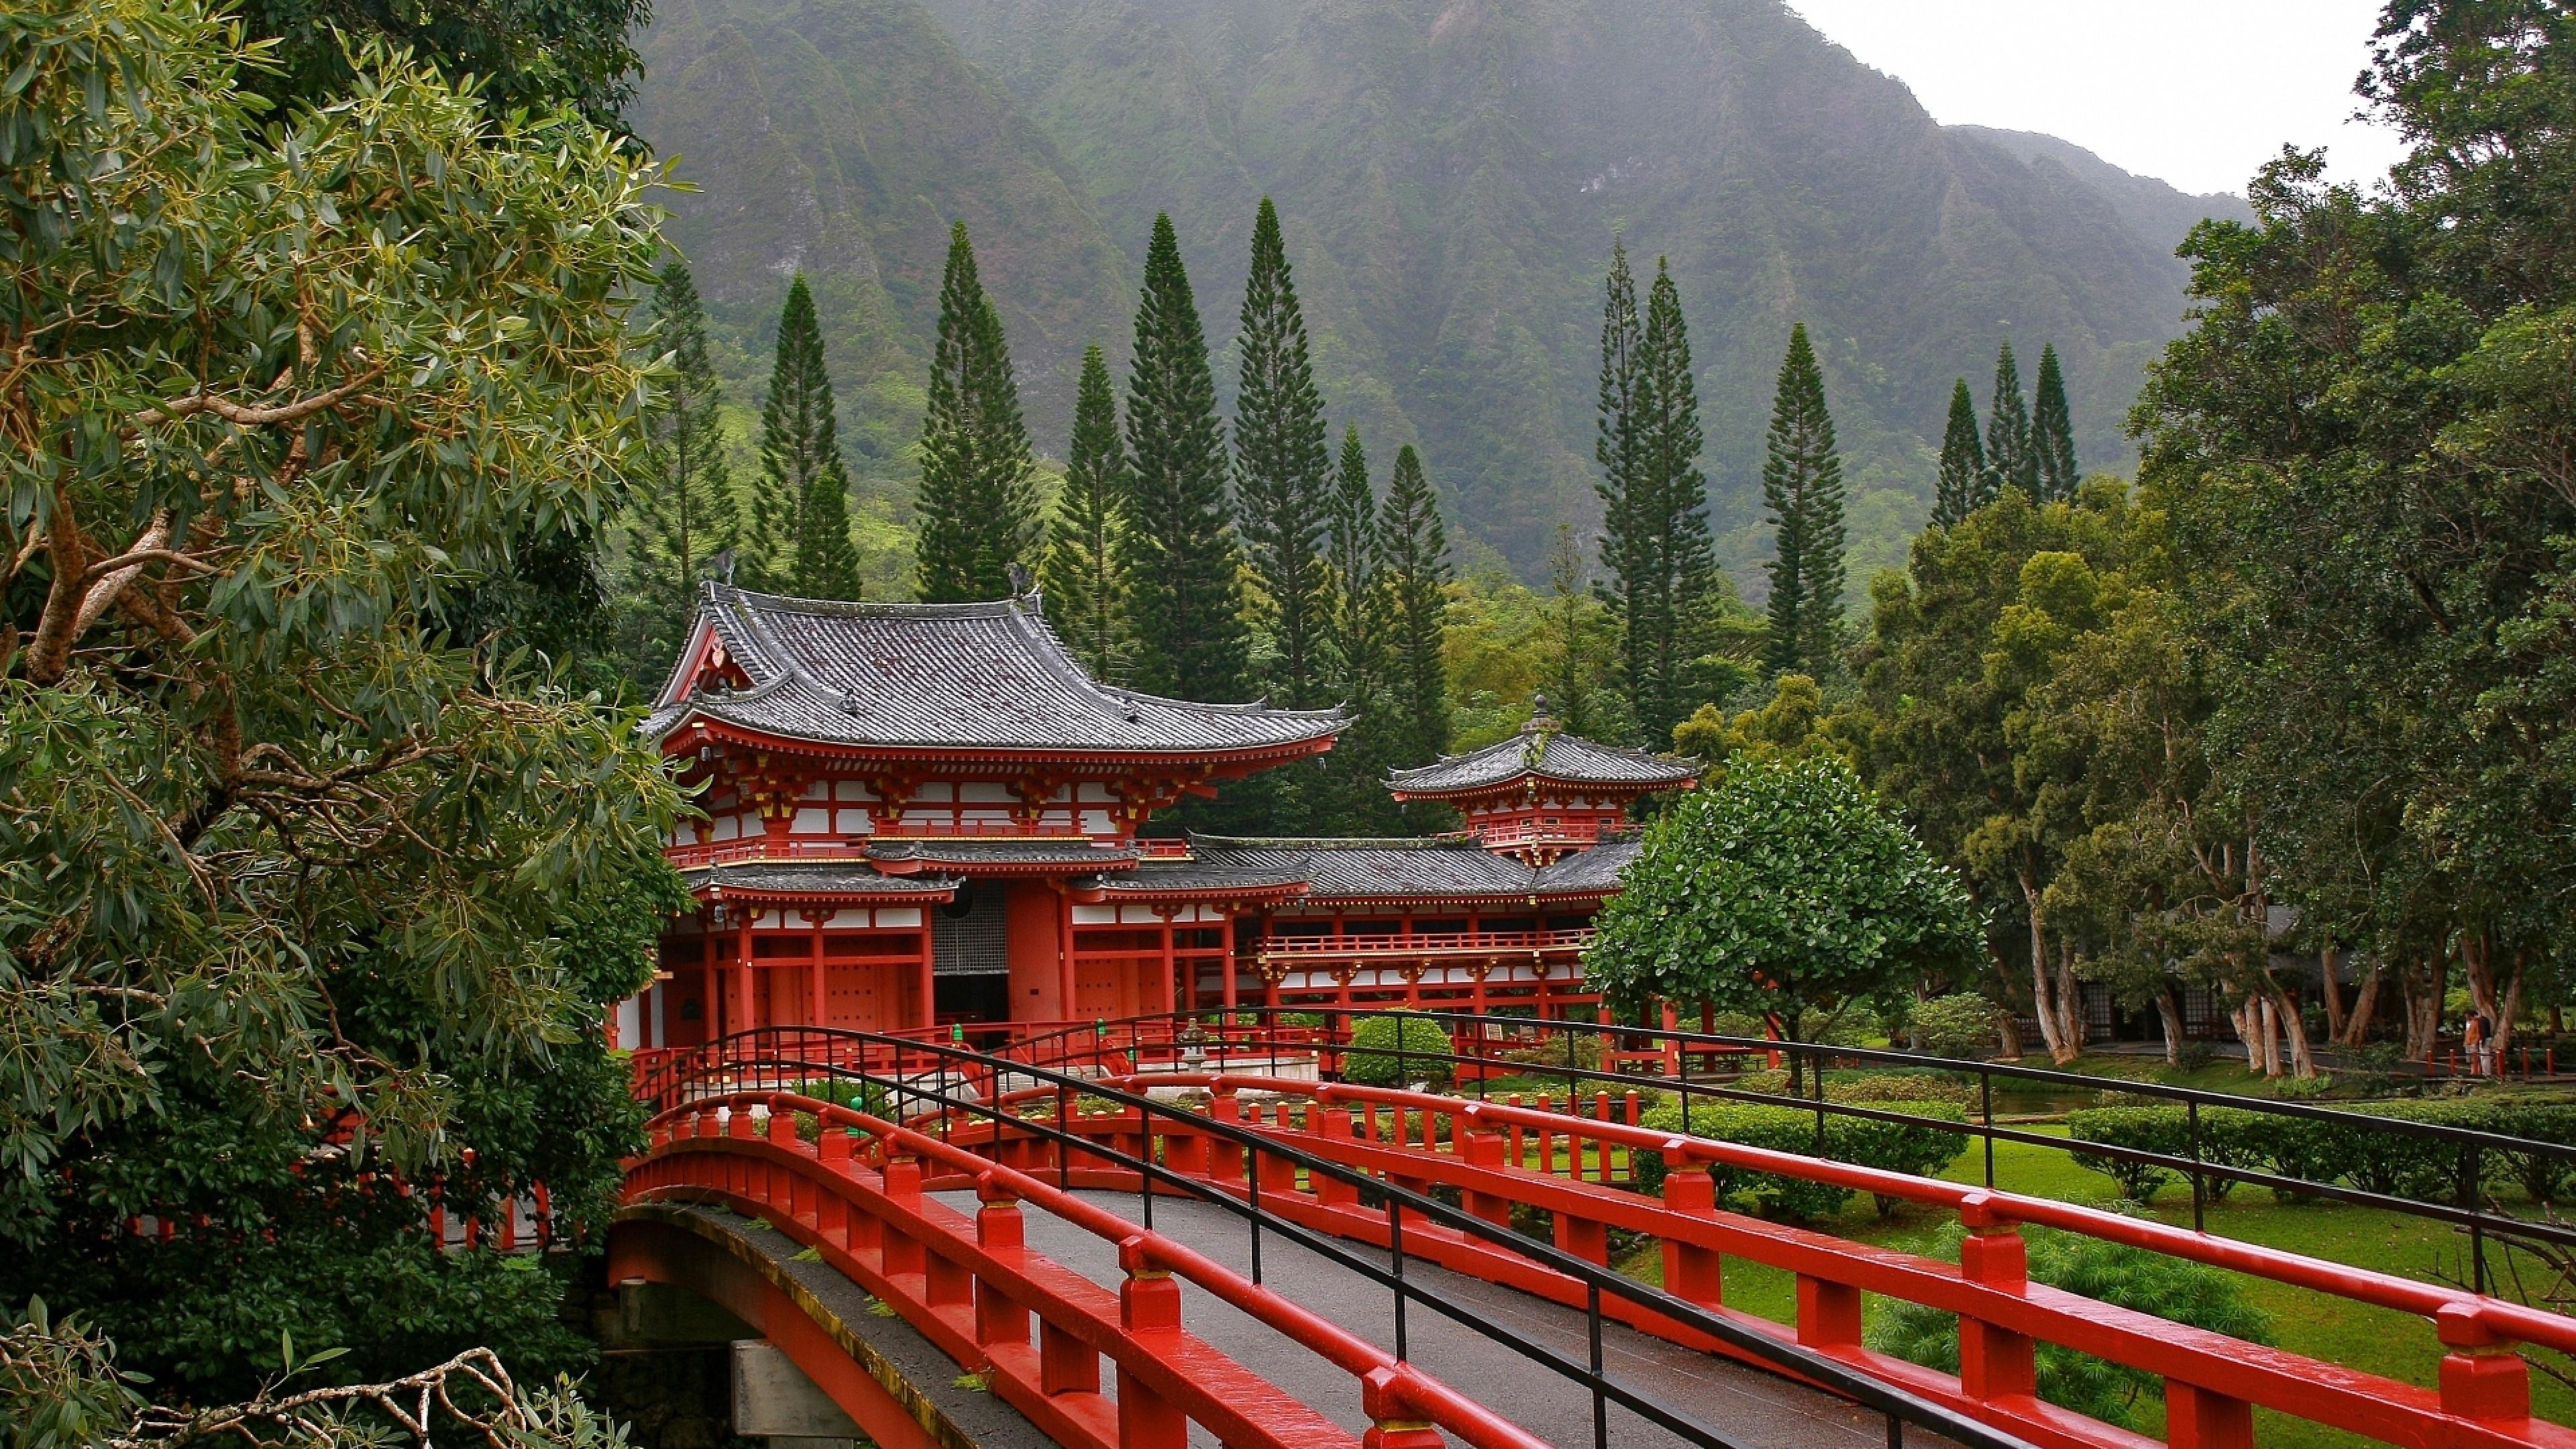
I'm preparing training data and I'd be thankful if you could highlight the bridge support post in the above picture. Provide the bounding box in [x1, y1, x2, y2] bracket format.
[1553, 1210, 1607, 1266]
[877, 1157, 924, 1281]
[1208, 1091, 1244, 1184]
[1459, 1130, 1511, 1226]
[974, 1187, 1029, 1350]
[1360, 1366, 1444, 1449]
[2167, 1381, 2255, 1449]
[2436, 1304, 2532, 1426]
[1659, 1170, 1723, 1306]
[1795, 1276, 1860, 1349]
[1117, 1246, 1189, 1449]
[1314, 1111, 1360, 1206]
[1955, 1195, 2036, 1401]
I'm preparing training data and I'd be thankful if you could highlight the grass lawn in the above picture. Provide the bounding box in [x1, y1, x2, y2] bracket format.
[1611, 1128, 2576, 1446]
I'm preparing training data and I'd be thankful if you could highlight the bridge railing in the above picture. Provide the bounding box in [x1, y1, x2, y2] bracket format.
[998, 1006, 2576, 1271]
[634, 1028, 2053, 1449]
[1117, 1069, 2576, 1449]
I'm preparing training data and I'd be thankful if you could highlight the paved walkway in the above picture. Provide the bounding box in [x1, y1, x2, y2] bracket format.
[936, 1189, 1935, 1449]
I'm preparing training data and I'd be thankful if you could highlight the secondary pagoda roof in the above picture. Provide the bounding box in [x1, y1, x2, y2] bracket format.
[681, 860, 962, 904]
[1386, 716, 1697, 799]
[867, 839, 1142, 876]
[1189, 835, 1635, 905]
[645, 584, 1346, 759]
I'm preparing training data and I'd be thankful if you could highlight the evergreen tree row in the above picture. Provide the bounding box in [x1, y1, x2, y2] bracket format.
[1932, 339, 2081, 527]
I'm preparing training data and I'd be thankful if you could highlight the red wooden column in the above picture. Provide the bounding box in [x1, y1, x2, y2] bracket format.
[805, 908, 829, 1026]
[1158, 910, 1179, 1015]
[916, 921, 935, 1031]
[733, 911, 757, 1034]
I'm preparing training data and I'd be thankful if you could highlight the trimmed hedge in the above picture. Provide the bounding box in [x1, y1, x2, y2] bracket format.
[2066, 1098, 2576, 1205]
[1342, 1011, 1456, 1086]
[1633, 1098, 1970, 1221]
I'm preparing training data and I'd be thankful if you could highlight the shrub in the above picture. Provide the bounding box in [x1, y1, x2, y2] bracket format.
[1908, 994, 2005, 1059]
[1631, 1098, 1970, 1221]
[1868, 1224, 2271, 1430]
[1499, 1033, 1604, 1075]
[2065, 1099, 2576, 1207]
[1831, 1073, 1980, 1111]
[1342, 1012, 1456, 1087]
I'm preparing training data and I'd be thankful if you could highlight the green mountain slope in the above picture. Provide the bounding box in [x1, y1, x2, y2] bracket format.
[635, 0, 2249, 593]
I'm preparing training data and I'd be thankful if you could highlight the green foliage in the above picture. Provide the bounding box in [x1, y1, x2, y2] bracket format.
[1123, 215, 1249, 701]
[619, 259, 738, 688]
[1760, 324, 1846, 678]
[1907, 994, 2006, 1059]
[914, 223, 1041, 604]
[1341, 1012, 1455, 1087]
[1669, 672, 1849, 785]
[233, 0, 646, 127]
[1930, 380, 1990, 530]
[1042, 345, 1130, 678]
[1233, 199, 1334, 708]
[1379, 446, 1452, 768]
[1631, 1099, 1968, 1220]
[1985, 342, 2036, 498]
[1867, 1224, 2272, 1430]
[1587, 755, 1982, 1038]
[0, 0, 680, 1397]
[2067, 1101, 2576, 1207]
[751, 276, 862, 600]
[2031, 344, 2080, 502]
[1299, 425, 1405, 835]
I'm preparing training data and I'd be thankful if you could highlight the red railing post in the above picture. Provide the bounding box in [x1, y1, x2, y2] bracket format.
[1955, 1194, 2037, 1401]
[973, 1181, 1030, 1351]
[1208, 1090, 1243, 1184]
[2167, 1382, 2255, 1449]
[1660, 1168, 1723, 1307]
[1313, 1110, 1361, 1207]
[1360, 1366, 1446, 1449]
[2436, 1303, 2533, 1426]
[1038, 1316, 1097, 1398]
[1116, 1240, 1190, 1449]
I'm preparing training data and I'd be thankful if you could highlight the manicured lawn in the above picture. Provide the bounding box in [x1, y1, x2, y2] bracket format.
[1613, 1128, 2576, 1448]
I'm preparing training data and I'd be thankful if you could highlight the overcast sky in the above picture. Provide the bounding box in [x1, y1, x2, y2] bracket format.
[1785, 1, 2410, 197]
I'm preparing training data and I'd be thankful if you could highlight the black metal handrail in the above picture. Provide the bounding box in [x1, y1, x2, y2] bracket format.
[968, 1005, 2576, 1275]
[642, 1026, 2045, 1449]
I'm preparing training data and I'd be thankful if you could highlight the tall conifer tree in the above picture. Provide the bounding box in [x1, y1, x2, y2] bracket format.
[1629, 258, 1721, 739]
[1232, 198, 1333, 706]
[754, 274, 861, 599]
[1931, 378, 1988, 529]
[1379, 444, 1452, 767]
[1326, 424, 1385, 706]
[1124, 213, 1250, 700]
[1044, 344, 1128, 678]
[915, 221, 1041, 602]
[2031, 343, 2080, 502]
[1760, 324, 1845, 677]
[1986, 341, 2037, 499]
[1592, 239, 1652, 735]
[632, 259, 737, 612]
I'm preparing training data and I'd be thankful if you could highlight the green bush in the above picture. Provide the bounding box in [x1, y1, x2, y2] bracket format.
[1342, 1012, 1456, 1087]
[1830, 1073, 1980, 1111]
[1498, 1032, 1604, 1074]
[1907, 993, 2004, 1059]
[1631, 1098, 1970, 1221]
[2066, 1099, 2576, 1206]
[1868, 1224, 2272, 1430]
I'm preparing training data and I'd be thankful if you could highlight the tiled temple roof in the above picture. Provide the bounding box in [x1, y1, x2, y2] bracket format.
[1187, 835, 1636, 903]
[1530, 836, 1644, 895]
[867, 839, 1142, 873]
[681, 861, 961, 900]
[1385, 724, 1696, 798]
[645, 585, 1345, 755]
[1079, 858, 1313, 900]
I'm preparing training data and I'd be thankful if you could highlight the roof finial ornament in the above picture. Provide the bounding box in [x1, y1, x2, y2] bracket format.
[1523, 692, 1554, 733]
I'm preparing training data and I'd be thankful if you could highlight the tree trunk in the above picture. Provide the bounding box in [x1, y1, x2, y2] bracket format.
[2400, 953, 2444, 1062]
[2055, 941, 2085, 1058]
[1996, 1010, 2023, 1060]
[2260, 994, 2288, 1077]
[2231, 999, 2264, 1074]
[2340, 961, 2385, 1047]
[2461, 931, 2526, 1071]
[2319, 945, 2345, 1042]
[2271, 981, 2316, 1078]
[2154, 983, 2186, 1066]
[2023, 879, 2077, 1064]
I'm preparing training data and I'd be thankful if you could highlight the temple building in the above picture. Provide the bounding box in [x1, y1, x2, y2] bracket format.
[616, 584, 1695, 1049]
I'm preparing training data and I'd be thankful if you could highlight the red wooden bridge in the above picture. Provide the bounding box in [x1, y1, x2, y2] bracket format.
[610, 1025, 2576, 1449]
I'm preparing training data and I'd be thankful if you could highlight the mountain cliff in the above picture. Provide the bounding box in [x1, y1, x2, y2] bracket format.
[633, 0, 2251, 588]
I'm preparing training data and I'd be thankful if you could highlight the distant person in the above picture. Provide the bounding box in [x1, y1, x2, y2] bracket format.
[2464, 1010, 2491, 1077]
